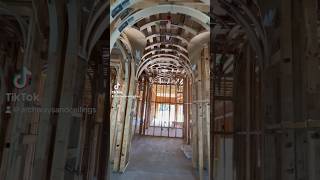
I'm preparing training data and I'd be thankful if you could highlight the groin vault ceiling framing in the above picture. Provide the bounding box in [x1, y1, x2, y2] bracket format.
[0, 0, 319, 180]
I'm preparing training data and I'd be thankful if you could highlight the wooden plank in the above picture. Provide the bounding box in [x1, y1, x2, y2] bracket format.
[32, 1, 67, 179]
[245, 46, 251, 180]
[138, 78, 147, 135]
[22, 135, 37, 144]
[49, 1, 83, 179]
[197, 50, 204, 180]
[143, 84, 151, 135]
[120, 61, 137, 172]
[110, 64, 123, 159]
[204, 47, 211, 172]
[191, 77, 198, 169]
[113, 61, 130, 172]
[96, 94, 105, 123]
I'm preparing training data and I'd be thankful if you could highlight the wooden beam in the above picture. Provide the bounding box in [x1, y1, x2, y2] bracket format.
[113, 60, 130, 172]
[32, 1, 67, 179]
[119, 61, 137, 172]
[197, 50, 204, 180]
[245, 45, 251, 180]
[49, 1, 83, 179]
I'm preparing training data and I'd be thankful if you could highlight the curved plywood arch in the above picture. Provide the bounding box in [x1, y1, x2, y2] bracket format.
[141, 49, 189, 62]
[110, 4, 210, 50]
[137, 57, 192, 79]
[110, 0, 209, 24]
[146, 34, 189, 45]
[0, 4, 29, 48]
[140, 20, 198, 35]
[84, 0, 268, 68]
[142, 54, 181, 62]
[145, 43, 188, 53]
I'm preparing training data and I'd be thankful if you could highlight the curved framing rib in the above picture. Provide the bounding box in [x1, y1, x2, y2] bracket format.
[141, 49, 189, 62]
[145, 43, 188, 53]
[216, 0, 269, 66]
[85, 0, 268, 68]
[110, 0, 209, 24]
[146, 34, 189, 45]
[0, 4, 28, 48]
[140, 20, 198, 35]
[137, 57, 192, 79]
[110, 4, 210, 50]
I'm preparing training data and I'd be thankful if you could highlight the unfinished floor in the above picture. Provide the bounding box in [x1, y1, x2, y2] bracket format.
[112, 137, 195, 180]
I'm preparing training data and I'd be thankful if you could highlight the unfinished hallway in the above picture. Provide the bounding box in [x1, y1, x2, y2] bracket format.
[0, 0, 320, 180]
[112, 137, 195, 180]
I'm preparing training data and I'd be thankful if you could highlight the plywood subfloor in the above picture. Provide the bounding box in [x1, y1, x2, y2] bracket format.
[112, 136, 196, 180]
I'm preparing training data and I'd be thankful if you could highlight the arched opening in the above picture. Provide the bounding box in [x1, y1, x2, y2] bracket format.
[107, 1, 268, 179]
[108, 4, 210, 178]
[107, 1, 272, 179]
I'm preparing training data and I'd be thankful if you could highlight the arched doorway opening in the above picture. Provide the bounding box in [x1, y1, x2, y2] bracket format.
[108, 1, 269, 180]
